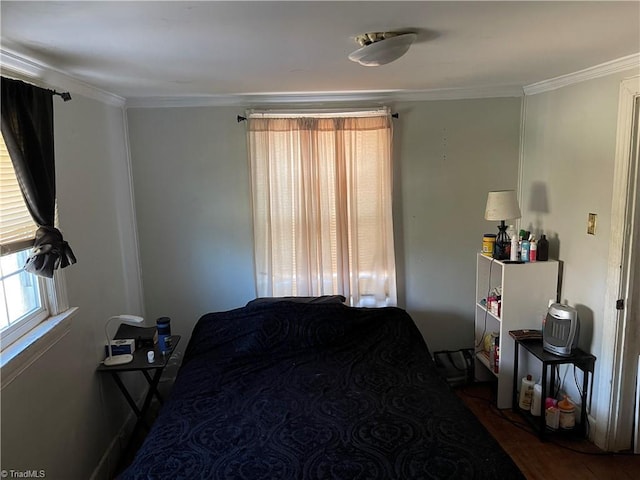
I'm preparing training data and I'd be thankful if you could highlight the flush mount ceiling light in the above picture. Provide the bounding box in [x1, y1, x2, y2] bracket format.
[348, 31, 417, 66]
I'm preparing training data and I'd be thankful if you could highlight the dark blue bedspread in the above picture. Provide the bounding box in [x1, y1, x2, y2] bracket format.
[119, 301, 524, 479]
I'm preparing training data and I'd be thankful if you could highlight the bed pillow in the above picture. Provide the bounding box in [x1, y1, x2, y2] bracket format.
[246, 295, 346, 307]
[186, 301, 356, 363]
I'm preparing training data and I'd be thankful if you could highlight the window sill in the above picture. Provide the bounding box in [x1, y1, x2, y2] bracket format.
[0, 306, 78, 389]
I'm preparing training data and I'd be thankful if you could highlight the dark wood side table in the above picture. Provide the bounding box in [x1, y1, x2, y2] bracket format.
[97, 335, 181, 437]
[510, 334, 595, 440]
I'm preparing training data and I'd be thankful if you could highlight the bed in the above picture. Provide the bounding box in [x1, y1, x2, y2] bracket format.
[118, 298, 524, 479]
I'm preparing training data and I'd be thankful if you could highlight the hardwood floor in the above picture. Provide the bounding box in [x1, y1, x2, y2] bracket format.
[456, 382, 640, 480]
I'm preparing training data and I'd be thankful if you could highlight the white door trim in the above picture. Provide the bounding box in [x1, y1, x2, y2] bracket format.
[636, 355, 640, 453]
[596, 75, 640, 451]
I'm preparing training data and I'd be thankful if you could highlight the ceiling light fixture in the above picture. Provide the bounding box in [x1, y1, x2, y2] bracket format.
[348, 31, 417, 67]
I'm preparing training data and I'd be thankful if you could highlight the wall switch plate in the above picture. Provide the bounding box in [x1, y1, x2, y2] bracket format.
[587, 213, 597, 235]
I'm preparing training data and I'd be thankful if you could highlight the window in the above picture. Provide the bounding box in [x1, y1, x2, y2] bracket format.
[0, 133, 54, 349]
[0, 77, 73, 358]
[247, 109, 397, 307]
[0, 249, 49, 346]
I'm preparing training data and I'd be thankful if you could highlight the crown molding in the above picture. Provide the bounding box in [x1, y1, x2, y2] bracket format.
[125, 85, 524, 109]
[6, 47, 636, 108]
[0, 49, 126, 107]
[0, 47, 523, 108]
[0, 49, 523, 109]
[524, 53, 640, 96]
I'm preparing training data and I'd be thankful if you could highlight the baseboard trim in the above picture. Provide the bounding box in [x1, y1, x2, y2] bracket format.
[89, 392, 146, 480]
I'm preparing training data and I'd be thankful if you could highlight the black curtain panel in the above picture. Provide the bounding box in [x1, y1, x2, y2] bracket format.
[1, 77, 76, 278]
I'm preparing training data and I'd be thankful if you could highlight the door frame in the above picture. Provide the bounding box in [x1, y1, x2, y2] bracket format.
[596, 75, 640, 451]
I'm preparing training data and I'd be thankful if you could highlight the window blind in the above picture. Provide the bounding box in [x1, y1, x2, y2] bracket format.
[0, 133, 36, 254]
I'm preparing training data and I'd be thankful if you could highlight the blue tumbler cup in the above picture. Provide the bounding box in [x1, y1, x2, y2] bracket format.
[156, 317, 171, 353]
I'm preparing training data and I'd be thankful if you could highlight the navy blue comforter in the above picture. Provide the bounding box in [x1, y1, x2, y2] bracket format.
[119, 301, 524, 479]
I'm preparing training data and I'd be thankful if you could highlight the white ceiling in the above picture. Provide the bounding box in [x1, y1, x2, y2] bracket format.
[1, 1, 639, 104]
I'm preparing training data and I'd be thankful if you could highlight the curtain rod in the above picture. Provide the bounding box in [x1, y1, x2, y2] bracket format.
[1, 75, 72, 102]
[237, 112, 398, 122]
[52, 90, 72, 102]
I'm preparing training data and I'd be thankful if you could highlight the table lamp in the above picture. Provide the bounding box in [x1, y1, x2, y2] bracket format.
[485, 190, 521, 260]
[104, 314, 144, 366]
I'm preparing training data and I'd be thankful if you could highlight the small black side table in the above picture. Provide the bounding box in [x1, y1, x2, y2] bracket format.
[510, 335, 595, 440]
[97, 335, 180, 437]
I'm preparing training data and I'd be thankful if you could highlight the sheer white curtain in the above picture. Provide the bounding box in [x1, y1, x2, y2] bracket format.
[247, 109, 397, 307]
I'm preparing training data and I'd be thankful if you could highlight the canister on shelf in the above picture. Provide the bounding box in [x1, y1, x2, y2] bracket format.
[558, 396, 576, 430]
[482, 234, 496, 257]
[545, 397, 560, 430]
[546, 406, 560, 430]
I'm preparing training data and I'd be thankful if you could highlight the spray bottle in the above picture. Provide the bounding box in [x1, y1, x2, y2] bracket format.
[530, 236, 537, 262]
[510, 233, 519, 261]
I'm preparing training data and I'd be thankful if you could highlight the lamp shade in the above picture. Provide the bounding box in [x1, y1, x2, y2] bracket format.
[348, 32, 417, 66]
[484, 190, 521, 221]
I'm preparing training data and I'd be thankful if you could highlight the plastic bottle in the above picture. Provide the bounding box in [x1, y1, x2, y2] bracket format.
[518, 230, 526, 261]
[530, 238, 537, 262]
[506, 225, 515, 260]
[530, 383, 542, 416]
[518, 374, 535, 410]
[521, 238, 530, 262]
[537, 234, 549, 261]
[510, 230, 519, 261]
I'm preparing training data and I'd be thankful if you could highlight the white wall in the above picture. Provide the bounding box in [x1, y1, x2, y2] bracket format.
[520, 70, 636, 431]
[0, 94, 144, 479]
[126, 98, 522, 351]
[394, 98, 522, 351]
[126, 106, 255, 343]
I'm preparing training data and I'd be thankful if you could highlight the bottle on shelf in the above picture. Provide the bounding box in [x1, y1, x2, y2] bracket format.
[518, 374, 535, 409]
[510, 233, 519, 261]
[530, 237, 537, 262]
[506, 225, 515, 259]
[537, 234, 549, 261]
[530, 383, 542, 416]
[521, 237, 530, 262]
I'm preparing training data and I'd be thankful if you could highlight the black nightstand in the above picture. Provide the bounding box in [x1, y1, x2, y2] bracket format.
[97, 335, 181, 437]
[510, 334, 595, 440]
